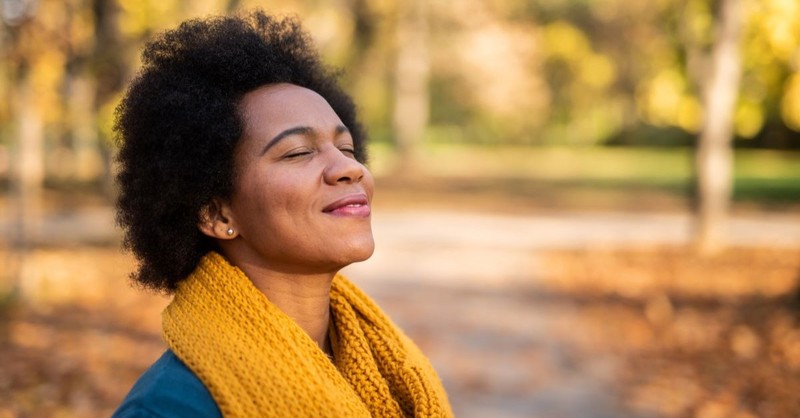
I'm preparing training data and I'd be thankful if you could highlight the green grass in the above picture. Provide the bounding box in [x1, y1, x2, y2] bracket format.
[367, 143, 800, 204]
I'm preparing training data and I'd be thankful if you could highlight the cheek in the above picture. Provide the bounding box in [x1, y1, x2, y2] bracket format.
[231, 173, 278, 228]
[248, 176, 309, 230]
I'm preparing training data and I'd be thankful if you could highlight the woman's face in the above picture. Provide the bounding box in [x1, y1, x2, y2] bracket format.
[225, 83, 374, 274]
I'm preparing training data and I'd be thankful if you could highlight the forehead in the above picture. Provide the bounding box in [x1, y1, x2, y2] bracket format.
[239, 83, 342, 135]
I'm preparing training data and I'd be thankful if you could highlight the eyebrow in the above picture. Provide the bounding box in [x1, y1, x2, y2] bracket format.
[260, 125, 350, 155]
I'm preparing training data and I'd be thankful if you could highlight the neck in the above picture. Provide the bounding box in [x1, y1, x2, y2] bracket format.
[224, 254, 335, 353]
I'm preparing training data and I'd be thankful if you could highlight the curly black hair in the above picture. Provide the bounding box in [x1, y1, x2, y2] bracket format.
[115, 11, 367, 292]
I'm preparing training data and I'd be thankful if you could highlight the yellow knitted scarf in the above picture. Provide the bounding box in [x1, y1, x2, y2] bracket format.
[162, 252, 453, 417]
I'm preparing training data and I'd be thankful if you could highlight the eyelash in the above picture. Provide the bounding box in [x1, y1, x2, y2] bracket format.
[284, 150, 312, 159]
[283, 147, 356, 159]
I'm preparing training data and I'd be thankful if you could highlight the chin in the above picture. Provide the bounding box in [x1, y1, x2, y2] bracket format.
[334, 236, 375, 267]
[352, 242, 375, 263]
[349, 236, 376, 261]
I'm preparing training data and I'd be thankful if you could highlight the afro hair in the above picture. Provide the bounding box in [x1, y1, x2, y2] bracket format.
[115, 11, 367, 292]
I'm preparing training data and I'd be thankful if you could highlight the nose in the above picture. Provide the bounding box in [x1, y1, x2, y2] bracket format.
[322, 146, 366, 185]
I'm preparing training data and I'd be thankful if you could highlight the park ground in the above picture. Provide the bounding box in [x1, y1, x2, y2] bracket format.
[1, 145, 799, 417]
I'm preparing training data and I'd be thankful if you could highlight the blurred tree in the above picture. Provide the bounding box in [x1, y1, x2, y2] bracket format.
[693, 0, 743, 253]
[392, 0, 429, 172]
[90, 0, 124, 194]
[425, 0, 551, 145]
[2, 0, 46, 295]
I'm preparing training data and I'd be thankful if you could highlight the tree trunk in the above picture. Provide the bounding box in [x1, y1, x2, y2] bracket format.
[392, 0, 429, 174]
[17, 74, 45, 242]
[1, 4, 39, 306]
[4, 69, 45, 301]
[694, 0, 742, 254]
[68, 75, 103, 182]
[92, 0, 124, 196]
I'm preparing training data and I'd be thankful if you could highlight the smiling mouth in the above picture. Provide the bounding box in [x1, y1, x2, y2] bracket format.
[323, 193, 371, 217]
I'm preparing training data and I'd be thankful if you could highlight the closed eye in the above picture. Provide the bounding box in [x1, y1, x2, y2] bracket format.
[339, 145, 356, 156]
[283, 149, 313, 159]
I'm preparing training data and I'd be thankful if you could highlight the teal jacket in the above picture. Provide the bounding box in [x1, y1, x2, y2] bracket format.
[112, 350, 221, 418]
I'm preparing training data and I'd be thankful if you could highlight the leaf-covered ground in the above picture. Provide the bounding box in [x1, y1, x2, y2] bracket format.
[537, 246, 800, 418]
[1, 244, 798, 417]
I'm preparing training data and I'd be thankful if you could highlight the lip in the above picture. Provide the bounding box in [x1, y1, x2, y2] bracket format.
[322, 193, 371, 217]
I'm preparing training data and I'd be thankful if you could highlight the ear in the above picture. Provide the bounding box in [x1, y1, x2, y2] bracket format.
[198, 198, 238, 240]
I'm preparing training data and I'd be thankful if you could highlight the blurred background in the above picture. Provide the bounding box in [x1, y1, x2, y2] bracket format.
[1, 0, 800, 417]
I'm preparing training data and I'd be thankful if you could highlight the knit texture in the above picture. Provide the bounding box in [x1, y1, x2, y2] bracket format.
[162, 252, 453, 418]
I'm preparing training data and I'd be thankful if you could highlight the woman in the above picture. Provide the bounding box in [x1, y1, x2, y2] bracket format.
[112, 11, 452, 418]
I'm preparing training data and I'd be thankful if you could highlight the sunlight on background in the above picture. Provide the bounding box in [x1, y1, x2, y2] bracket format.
[1, 0, 800, 417]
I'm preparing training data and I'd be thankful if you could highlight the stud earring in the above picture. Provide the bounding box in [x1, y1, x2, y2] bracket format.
[226, 227, 234, 236]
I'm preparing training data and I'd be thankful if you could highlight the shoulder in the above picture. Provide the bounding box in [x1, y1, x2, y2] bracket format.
[112, 350, 222, 418]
